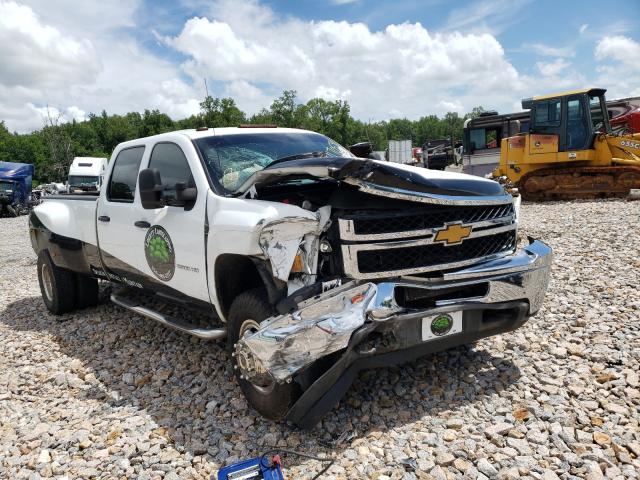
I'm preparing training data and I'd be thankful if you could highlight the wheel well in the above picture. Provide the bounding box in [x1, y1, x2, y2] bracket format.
[215, 254, 268, 319]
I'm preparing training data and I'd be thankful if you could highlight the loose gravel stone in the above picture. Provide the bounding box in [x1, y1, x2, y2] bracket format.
[1, 199, 640, 479]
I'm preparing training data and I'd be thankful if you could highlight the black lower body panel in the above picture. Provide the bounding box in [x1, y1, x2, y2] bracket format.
[286, 300, 529, 429]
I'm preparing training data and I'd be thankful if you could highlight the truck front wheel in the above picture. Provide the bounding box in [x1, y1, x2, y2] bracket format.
[227, 288, 300, 420]
[37, 250, 77, 315]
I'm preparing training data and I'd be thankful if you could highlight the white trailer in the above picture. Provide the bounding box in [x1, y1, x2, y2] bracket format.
[68, 157, 108, 192]
[387, 139, 413, 164]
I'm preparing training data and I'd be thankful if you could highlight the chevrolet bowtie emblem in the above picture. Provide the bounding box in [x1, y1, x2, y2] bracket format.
[434, 222, 473, 246]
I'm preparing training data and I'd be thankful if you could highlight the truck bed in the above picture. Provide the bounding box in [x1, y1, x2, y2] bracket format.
[36, 195, 98, 246]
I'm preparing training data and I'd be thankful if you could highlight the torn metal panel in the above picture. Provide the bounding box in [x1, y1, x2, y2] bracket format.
[258, 206, 332, 282]
[236, 283, 377, 382]
[235, 238, 553, 385]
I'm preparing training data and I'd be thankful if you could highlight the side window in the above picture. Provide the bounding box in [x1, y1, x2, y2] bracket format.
[108, 146, 145, 202]
[567, 99, 582, 120]
[148, 143, 194, 205]
[469, 128, 486, 150]
[469, 128, 500, 150]
[534, 100, 561, 127]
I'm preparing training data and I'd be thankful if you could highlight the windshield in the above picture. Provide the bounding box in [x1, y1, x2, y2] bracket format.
[0, 181, 14, 192]
[194, 132, 352, 193]
[68, 175, 99, 186]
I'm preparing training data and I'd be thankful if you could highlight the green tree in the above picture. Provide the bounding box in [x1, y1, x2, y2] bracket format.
[467, 106, 486, 120]
[269, 90, 300, 127]
[199, 96, 246, 127]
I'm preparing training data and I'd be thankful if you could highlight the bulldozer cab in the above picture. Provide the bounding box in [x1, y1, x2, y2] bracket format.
[522, 88, 611, 152]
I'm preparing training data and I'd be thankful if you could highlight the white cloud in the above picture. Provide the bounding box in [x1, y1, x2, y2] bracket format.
[20, 0, 140, 34]
[437, 100, 464, 112]
[595, 35, 640, 67]
[0, 1, 99, 89]
[444, 0, 532, 34]
[536, 58, 571, 77]
[0, 0, 200, 132]
[525, 43, 575, 58]
[1, 0, 634, 135]
[579, 24, 588, 35]
[594, 36, 640, 98]
[65, 106, 87, 123]
[165, 0, 540, 120]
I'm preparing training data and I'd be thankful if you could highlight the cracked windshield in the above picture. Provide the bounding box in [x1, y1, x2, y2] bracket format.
[194, 132, 352, 192]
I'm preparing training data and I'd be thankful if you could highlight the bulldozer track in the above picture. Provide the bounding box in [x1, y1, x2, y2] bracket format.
[518, 166, 640, 201]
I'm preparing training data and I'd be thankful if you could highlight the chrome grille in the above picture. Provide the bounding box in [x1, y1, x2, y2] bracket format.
[338, 201, 517, 279]
[339, 203, 514, 241]
[357, 230, 516, 274]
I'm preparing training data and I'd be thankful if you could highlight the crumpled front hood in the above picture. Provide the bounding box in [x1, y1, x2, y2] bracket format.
[233, 157, 508, 203]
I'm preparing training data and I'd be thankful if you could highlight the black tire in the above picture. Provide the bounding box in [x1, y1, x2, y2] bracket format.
[37, 250, 77, 315]
[76, 275, 99, 309]
[7, 205, 19, 217]
[227, 287, 300, 420]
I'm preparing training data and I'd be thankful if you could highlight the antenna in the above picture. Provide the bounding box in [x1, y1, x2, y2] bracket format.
[204, 78, 210, 98]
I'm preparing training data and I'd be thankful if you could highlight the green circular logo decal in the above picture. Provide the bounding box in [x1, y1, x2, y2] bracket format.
[431, 314, 453, 336]
[144, 226, 175, 281]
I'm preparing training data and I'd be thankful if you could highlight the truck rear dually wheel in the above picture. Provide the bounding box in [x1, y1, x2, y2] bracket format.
[37, 250, 77, 315]
[227, 287, 300, 420]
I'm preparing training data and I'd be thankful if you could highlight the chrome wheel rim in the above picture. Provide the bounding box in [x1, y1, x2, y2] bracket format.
[238, 319, 275, 395]
[41, 263, 54, 302]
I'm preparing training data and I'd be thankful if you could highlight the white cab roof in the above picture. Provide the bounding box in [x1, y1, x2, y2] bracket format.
[116, 127, 316, 150]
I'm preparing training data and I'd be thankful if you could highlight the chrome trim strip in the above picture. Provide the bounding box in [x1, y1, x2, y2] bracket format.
[338, 215, 515, 241]
[341, 224, 517, 279]
[343, 179, 514, 206]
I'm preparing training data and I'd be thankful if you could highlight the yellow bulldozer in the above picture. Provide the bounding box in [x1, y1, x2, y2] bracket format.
[492, 88, 640, 200]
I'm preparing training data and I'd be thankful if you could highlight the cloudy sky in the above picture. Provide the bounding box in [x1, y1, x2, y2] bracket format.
[1, 0, 639, 133]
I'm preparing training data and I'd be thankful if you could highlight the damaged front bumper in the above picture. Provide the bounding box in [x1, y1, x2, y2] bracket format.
[235, 238, 552, 428]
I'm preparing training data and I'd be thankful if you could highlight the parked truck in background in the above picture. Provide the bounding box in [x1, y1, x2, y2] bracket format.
[29, 127, 552, 428]
[459, 94, 640, 181]
[423, 138, 461, 171]
[0, 161, 36, 217]
[68, 157, 108, 193]
[459, 112, 527, 177]
[387, 139, 414, 164]
[493, 88, 640, 200]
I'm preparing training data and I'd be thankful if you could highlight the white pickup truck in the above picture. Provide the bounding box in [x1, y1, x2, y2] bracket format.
[29, 127, 552, 428]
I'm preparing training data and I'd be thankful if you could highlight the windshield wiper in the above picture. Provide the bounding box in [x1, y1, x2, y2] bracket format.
[265, 151, 327, 168]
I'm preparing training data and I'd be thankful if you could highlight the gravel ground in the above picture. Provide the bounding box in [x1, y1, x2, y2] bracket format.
[1, 200, 639, 480]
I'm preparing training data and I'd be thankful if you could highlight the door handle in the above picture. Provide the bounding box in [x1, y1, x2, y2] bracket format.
[134, 220, 151, 228]
[98, 215, 110, 222]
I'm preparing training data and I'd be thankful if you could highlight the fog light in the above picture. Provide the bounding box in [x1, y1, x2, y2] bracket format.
[320, 239, 333, 253]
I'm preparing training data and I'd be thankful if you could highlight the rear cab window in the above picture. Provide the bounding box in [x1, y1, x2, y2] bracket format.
[108, 146, 145, 202]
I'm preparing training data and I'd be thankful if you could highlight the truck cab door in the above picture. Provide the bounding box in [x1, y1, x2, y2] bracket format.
[130, 140, 211, 304]
[565, 95, 591, 151]
[530, 98, 561, 157]
[97, 146, 148, 286]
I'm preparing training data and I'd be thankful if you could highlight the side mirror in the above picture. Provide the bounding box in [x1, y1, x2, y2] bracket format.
[349, 142, 374, 158]
[139, 168, 164, 209]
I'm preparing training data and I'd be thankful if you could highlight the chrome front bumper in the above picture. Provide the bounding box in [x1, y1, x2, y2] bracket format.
[235, 238, 552, 384]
